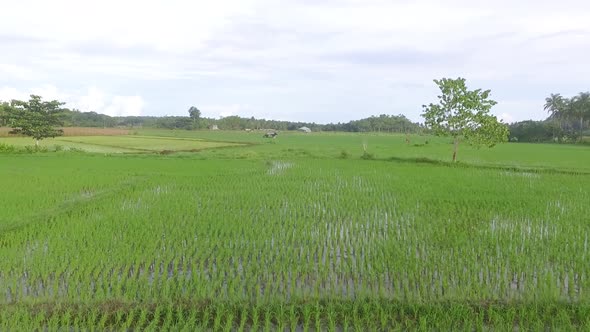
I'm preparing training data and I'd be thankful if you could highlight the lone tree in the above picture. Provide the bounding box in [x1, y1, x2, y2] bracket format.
[422, 78, 508, 162]
[188, 106, 201, 129]
[8, 95, 65, 146]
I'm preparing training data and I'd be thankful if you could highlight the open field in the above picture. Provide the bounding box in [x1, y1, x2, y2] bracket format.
[1, 130, 590, 330]
[0, 127, 131, 137]
[0, 135, 244, 153]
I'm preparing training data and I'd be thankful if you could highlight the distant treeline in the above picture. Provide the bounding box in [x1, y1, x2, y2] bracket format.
[508, 91, 590, 143]
[44, 110, 590, 142]
[508, 120, 590, 143]
[3, 93, 589, 142]
[6, 106, 421, 133]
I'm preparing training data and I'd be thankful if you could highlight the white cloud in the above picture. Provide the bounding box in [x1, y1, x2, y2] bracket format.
[201, 104, 254, 119]
[1, 0, 589, 122]
[0, 85, 145, 116]
[494, 100, 547, 122]
[77, 87, 106, 112]
[0, 87, 27, 102]
[0, 84, 69, 102]
[500, 113, 515, 124]
[0, 64, 38, 81]
[102, 96, 145, 117]
[0, 0, 257, 52]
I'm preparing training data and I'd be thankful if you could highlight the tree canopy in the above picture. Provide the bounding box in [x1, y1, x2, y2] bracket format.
[188, 106, 201, 129]
[543, 91, 590, 142]
[422, 77, 508, 161]
[7, 95, 66, 145]
[1, 97, 421, 134]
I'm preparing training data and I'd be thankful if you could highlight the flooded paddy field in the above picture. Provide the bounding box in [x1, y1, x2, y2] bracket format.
[1, 132, 589, 329]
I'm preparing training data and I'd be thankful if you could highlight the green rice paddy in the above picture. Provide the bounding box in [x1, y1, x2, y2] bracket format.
[0, 135, 242, 153]
[0, 131, 589, 330]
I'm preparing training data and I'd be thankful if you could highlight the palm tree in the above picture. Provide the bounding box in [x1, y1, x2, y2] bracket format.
[544, 93, 566, 138]
[570, 92, 590, 141]
[544, 94, 565, 118]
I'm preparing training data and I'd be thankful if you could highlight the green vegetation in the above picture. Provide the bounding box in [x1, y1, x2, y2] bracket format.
[544, 92, 590, 142]
[510, 92, 590, 143]
[1, 129, 589, 329]
[0, 135, 243, 153]
[0, 101, 9, 127]
[6, 95, 65, 146]
[188, 106, 202, 129]
[422, 78, 508, 161]
[1, 101, 421, 133]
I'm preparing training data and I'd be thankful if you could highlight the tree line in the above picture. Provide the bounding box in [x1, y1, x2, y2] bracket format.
[509, 92, 590, 143]
[1, 98, 421, 133]
[1, 82, 586, 156]
[1, 78, 510, 162]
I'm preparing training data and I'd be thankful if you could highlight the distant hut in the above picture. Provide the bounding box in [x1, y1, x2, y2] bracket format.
[298, 126, 312, 133]
[209, 124, 219, 130]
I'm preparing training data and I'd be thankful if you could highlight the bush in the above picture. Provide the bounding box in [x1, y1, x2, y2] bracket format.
[361, 151, 375, 160]
[0, 143, 17, 153]
[23, 145, 49, 153]
[339, 150, 351, 159]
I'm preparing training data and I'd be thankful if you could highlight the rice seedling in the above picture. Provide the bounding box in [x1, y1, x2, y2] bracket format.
[0, 131, 589, 329]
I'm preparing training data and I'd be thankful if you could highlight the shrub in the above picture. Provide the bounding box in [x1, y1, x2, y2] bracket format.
[361, 151, 375, 160]
[0, 143, 17, 153]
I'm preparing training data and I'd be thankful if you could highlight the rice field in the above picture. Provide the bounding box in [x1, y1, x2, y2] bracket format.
[0, 135, 243, 153]
[0, 127, 131, 137]
[0, 131, 589, 330]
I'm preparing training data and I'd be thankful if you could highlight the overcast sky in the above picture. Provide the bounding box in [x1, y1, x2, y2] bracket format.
[1, 0, 589, 123]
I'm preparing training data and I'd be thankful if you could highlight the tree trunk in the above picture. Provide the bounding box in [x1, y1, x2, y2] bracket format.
[35, 139, 39, 147]
[452, 138, 459, 162]
[580, 116, 584, 142]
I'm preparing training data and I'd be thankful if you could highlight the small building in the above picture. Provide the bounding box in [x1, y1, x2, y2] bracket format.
[210, 124, 219, 130]
[298, 126, 312, 133]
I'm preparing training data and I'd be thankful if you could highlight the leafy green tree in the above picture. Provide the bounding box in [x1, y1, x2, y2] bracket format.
[218, 115, 245, 130]
[422, 78, 508, 162]
[8, 95, 65, 146]
[188, 106, 201, 129]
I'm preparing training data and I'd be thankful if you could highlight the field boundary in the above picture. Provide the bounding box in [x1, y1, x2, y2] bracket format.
[385, 155, 590, 176]
[0, 127, 131, 137]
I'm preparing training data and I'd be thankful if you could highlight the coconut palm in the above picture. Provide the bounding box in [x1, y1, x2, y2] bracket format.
[570, 92, 590, 141]
[544, 93, 568, 138]
[544, 93, 566, 121]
